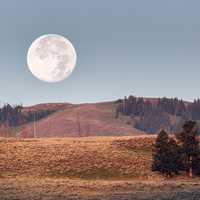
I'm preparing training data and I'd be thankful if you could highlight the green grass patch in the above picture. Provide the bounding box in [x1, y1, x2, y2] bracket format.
[48, 167, 133, 180]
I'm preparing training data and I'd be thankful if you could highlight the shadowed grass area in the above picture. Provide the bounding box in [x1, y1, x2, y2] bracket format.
[57, 168, 124, 179]
[0, 177, 200, 200]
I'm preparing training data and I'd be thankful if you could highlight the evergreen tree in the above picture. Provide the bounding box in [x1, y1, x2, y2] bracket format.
[152, 130, 180, 177]
[176, 120, 200, 177]
[167, 137, 182, 173]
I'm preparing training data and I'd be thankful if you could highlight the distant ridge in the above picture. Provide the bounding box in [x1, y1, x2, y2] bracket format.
[15, 96, 199, 137]
[19, 101, 145, 137]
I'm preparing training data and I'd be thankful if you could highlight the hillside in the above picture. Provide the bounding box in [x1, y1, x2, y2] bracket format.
[0, 96, 198, 138]
[22, 102, 71, 112]
[116, 96, 199, 133]
[19, 102, 145, 137]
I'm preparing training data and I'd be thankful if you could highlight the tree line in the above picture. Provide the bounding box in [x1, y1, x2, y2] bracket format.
[115, 96, 200, 133]
[0, 104, 56, 136]
[152, 120, 200, 177]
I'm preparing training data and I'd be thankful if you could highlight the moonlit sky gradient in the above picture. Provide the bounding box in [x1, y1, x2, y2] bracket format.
[0, 0, 200, 105]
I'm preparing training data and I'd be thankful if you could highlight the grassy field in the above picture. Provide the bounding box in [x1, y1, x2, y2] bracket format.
[0, 136, 200, 200]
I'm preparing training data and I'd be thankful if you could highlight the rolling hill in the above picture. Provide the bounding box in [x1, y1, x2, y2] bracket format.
[4, 96, 196, 138]
[19, 101, 145, 137]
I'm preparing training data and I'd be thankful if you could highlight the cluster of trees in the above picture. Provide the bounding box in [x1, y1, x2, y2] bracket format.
[0, 104, 56, 136]
[115, 96, 200, 133]
[0, 104, 23, 127]
[152, 121, 200, 177]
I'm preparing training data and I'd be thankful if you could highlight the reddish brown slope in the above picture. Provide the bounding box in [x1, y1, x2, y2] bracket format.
[19, 102, 145, 137]
[22, 103, 71, 112]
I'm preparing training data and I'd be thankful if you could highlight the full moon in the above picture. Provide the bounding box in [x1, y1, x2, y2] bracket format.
[27, 34, 77, 82]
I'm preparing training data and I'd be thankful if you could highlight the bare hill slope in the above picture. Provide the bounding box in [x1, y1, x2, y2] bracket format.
[19, 102, 145, 137]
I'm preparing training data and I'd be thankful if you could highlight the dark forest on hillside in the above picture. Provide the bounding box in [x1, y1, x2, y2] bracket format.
[115, 96, 200, 133]
[0, 104, 56, 128]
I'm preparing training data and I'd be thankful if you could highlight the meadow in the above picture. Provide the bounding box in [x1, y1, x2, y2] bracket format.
[0, 136, 200, 200]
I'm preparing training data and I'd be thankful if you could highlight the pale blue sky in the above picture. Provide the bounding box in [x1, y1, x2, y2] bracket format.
[0, 0, 199, 105]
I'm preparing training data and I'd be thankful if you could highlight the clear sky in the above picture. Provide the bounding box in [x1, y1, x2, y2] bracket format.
[0, 0, 199, 105]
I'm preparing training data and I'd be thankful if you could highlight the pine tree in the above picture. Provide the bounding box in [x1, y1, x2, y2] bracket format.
[176, 120, 200, 177]
[167, 138, 182, 174]
[152, 130, 180, 177]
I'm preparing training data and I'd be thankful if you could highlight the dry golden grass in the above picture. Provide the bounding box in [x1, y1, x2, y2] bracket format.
[1, 136, 200, 199]
[1, 177, 200, 200]
[0, 136, 157, 179]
